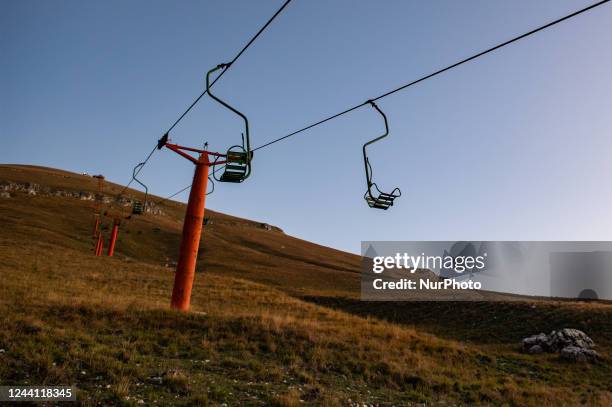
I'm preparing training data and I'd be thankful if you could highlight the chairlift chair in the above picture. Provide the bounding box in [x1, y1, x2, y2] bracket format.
[219, 141, 252, 183]
[131, 162, 149, 215]
[132, 201, 145, 215]
[362, 101, 401, 210]
[206, 63, 252, 183]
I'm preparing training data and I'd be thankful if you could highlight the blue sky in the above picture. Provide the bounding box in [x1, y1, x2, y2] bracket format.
[2, 0, 611, 254]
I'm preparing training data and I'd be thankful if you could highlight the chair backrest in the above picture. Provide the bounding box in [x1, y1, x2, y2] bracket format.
[132, 202, 144, 214]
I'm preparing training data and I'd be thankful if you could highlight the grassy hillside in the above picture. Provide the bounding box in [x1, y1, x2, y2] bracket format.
[0, 164, 611, 406]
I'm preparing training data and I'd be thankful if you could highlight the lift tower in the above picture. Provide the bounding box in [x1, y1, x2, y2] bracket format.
[161, 137, 228, 311]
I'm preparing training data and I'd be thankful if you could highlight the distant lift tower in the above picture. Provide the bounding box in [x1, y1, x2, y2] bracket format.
[101, 203, 131, 257]
[92, 175, 105, 238]
[92, 174, 105, 256]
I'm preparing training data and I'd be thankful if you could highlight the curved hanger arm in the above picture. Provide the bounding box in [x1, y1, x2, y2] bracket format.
[206, 64, 251, 160]
[362, 100, 389, 192]
[206, 176, 215, 196]
[363, 101, 389, 149]
[132, 162, 149, 206]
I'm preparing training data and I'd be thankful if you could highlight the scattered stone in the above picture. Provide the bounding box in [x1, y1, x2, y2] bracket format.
[149, 376, 163, 385]
[548, 328, 595, 351]
[526, 344, 544, 355]
[522, 333, 548, 352]
[0, 192, 10, 198]
[521, 329, 598, 362]
[560, 345, 599, 363]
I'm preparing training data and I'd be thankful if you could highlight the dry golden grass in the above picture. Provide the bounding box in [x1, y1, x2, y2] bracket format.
[1, 164, 611, 406]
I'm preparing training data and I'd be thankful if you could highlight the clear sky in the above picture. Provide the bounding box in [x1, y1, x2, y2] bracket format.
[2, 0, 611, 254]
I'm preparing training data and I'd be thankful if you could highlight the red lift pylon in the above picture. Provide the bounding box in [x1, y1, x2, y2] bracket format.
[89, 173, 127, 257]
[94, 231, 104, 256]
[101, 204, 131, 257]
[92, 175, 105, 238]
[107, 218, 120, 257]
[163, 141, 227, 311]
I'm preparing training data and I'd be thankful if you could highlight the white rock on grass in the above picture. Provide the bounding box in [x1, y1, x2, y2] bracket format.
[521, 329, 599, 362]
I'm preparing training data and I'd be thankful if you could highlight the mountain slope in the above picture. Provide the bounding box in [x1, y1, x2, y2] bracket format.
[0, 164, 611, 406]
[0, 164, 361, 296]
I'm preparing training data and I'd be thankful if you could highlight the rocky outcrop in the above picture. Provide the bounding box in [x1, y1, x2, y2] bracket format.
[547, 328, 595, 351]
[521, 329, 599, 362]
[0, 181, 163, 215]
[79, 192, 95, 201]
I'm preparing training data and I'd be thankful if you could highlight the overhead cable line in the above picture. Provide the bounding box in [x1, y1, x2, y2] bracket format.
[154, 158, 224, 206]
[253, 0, 610, 152]
[165, 0, 293, 134]
[155, 184, 192, 205]
[154, 0, 609, 205]
[117, 0, 293, 198]
[117, 145, 157, 197]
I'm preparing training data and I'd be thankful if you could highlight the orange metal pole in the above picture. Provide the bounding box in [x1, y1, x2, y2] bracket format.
[95, 232, 104, 256]
[107, 220, 120, 257]
[171, 155, 210, 311]
[93, 214, 100, 238]
[94, 234, 99, 255]
[92, 175, 104, 238]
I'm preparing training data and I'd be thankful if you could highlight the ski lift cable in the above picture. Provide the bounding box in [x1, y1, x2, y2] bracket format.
[253, 0, 610, 152]
[154, 167, 222, 206]
[115, 0, 293, 198]
[155, 184, 193, 205]
[165, 0, 293, 134]
[154, 0, 609, 205]
[117, 145, 157, 197]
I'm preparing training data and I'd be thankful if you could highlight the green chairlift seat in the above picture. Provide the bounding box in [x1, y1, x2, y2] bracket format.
[132, 201, 145, 215]
[206, 63, 253, 184]
[219, 148, 249, 183]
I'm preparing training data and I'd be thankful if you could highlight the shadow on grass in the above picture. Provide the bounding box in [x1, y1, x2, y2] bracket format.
[299, 296, 612, 347]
